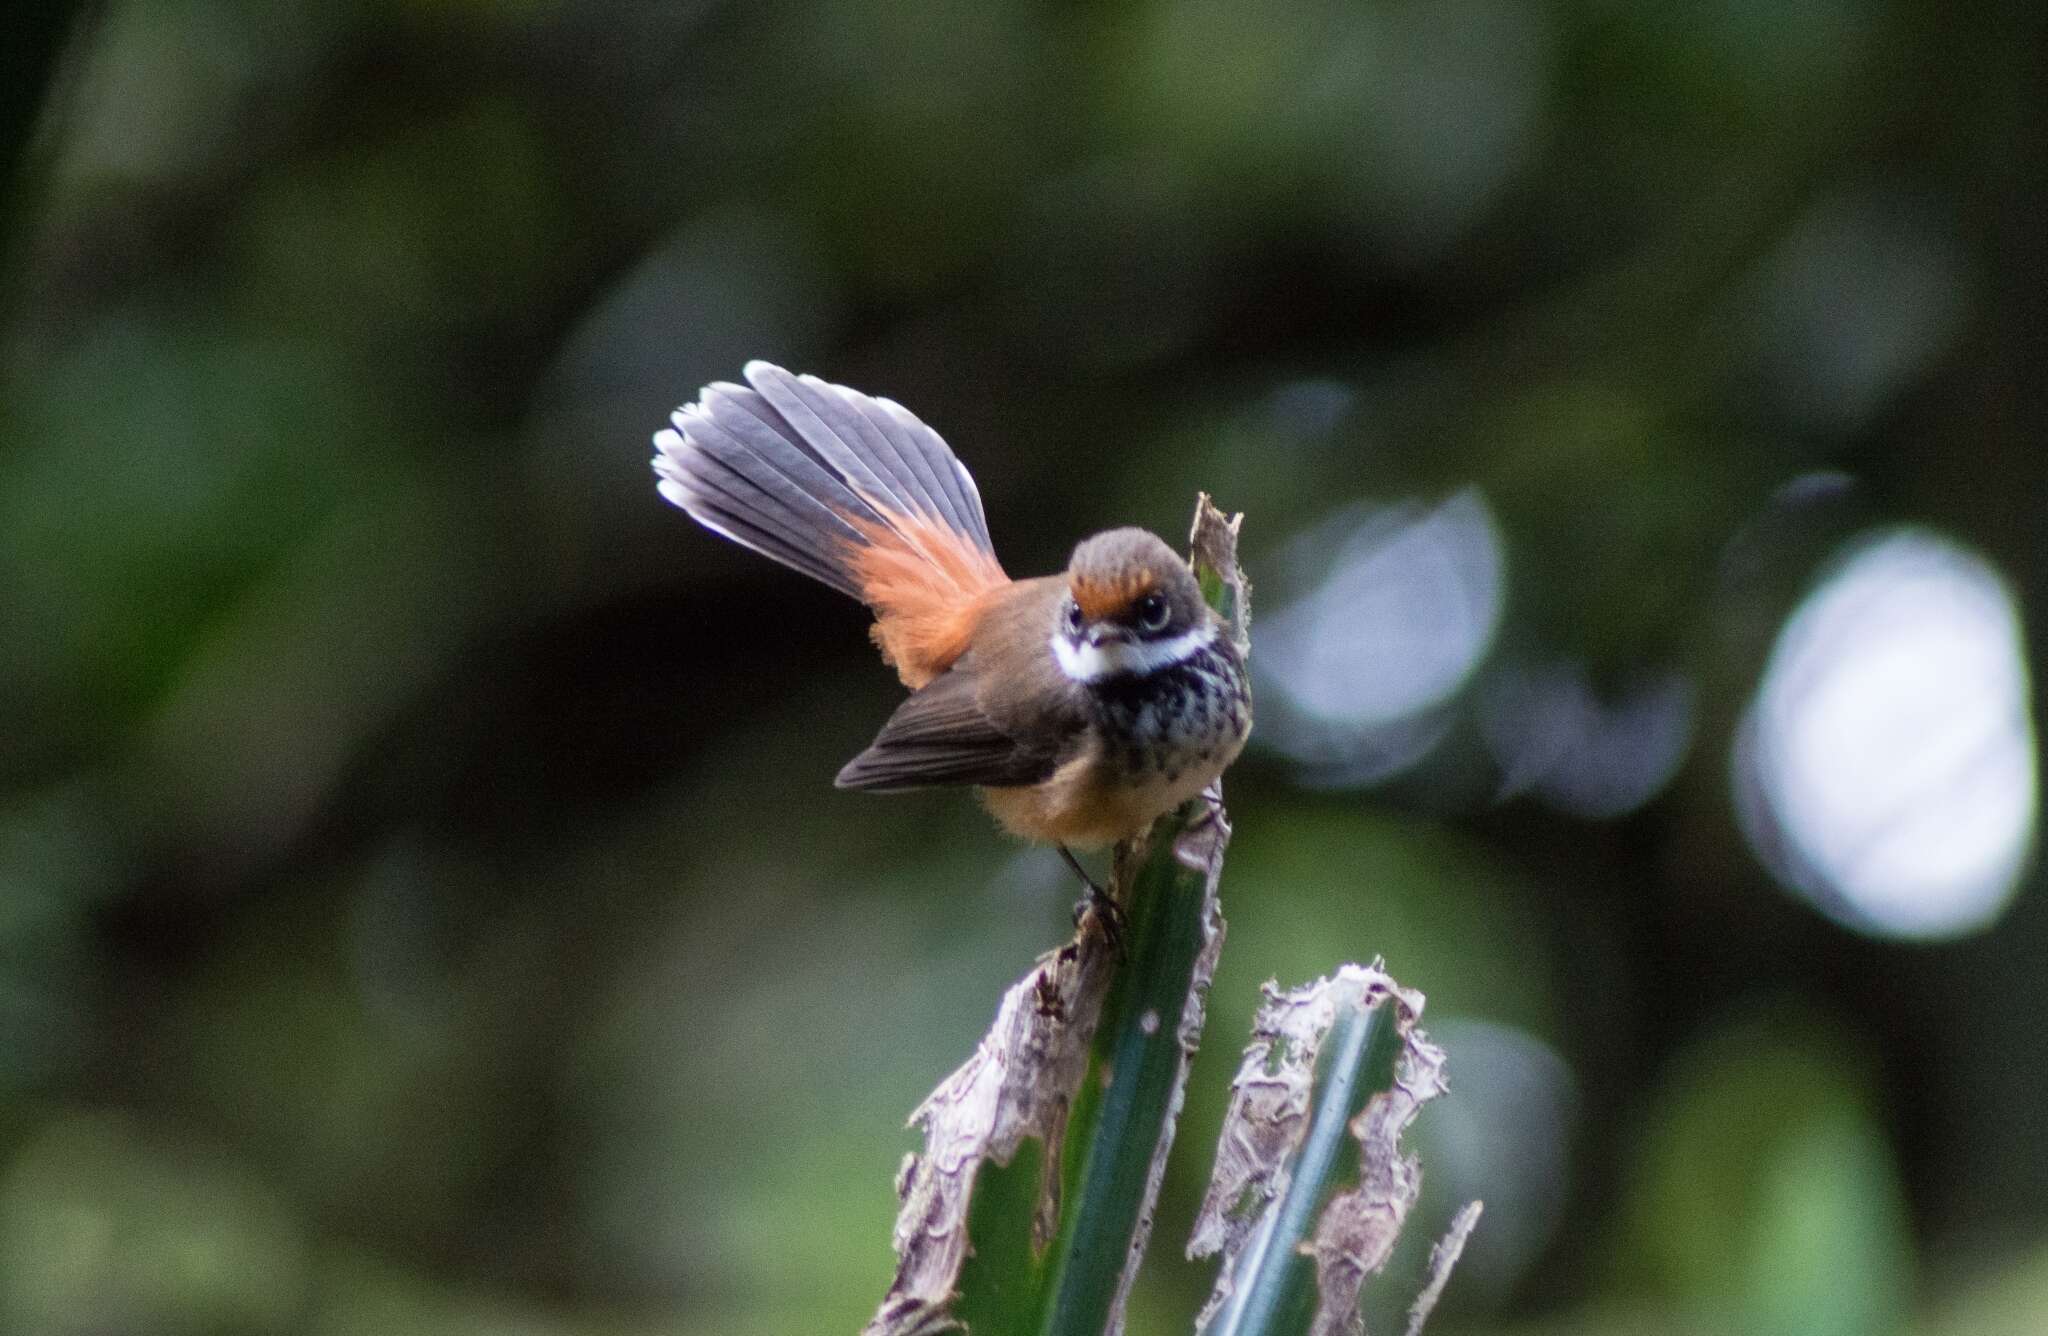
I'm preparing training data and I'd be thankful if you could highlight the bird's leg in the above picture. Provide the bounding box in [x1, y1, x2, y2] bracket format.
[1060, 844, 1127, 953]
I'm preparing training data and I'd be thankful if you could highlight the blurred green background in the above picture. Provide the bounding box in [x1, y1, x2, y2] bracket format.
[3, 2, 2046, 1334]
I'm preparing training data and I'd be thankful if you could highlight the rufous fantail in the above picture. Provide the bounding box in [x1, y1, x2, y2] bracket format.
[651, 362, 1250, 875]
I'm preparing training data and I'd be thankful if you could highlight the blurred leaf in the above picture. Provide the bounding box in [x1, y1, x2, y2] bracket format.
[0, 319, 369, 749]
[1921, 1245, 2048, 1336]
[1612, 1005, 1913, 1336]
[0, 1111, 306, 1336]
[232, 98, 565, 342]
[1216, 807, 1559, 1037]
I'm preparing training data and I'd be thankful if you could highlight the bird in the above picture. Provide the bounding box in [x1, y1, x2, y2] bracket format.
[650, 361, 1250, 914]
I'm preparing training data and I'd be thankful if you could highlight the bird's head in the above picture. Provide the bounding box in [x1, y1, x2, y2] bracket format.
[1054, 528, 1213, 682]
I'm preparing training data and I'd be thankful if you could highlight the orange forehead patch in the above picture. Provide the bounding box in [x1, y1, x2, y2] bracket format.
[1071, 569, 1159, 622]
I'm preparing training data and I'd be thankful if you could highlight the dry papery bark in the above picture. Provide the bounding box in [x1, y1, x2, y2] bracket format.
[1190, 963, 1480, 1335]
[862, 903, 1120, 1336]
[1404, 1200, 1483, 1336]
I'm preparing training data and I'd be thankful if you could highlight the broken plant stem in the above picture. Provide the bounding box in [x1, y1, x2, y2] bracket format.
[1190, 964, 1467, 1336]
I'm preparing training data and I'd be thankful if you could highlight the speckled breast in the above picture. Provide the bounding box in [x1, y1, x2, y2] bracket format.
[1088, 640, 1251, 795]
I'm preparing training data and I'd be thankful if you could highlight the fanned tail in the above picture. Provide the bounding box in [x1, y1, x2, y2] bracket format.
[653, 361, 1008, 687]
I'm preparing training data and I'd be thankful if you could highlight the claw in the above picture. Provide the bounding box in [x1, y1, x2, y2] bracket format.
[1080, 886, 1128, 956]
[1060, 844, 1127, 957]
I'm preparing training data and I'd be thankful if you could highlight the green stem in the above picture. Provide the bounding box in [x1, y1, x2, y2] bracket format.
[955, 800, 1227, 1336]
[1039, 809, 1221, 1333]
[1198, 990, 1403, 1336]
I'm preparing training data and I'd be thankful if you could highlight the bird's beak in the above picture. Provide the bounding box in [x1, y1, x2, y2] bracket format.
[1085, 623, 1134, 648]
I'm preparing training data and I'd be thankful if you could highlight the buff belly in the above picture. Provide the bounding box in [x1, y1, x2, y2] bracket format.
[978, 731, 1247, 849]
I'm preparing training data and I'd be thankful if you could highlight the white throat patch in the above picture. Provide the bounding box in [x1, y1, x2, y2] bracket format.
[1052, 622, 1216, 684]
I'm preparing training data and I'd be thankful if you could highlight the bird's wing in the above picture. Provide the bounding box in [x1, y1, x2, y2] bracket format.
[835, 665, 1063, 792]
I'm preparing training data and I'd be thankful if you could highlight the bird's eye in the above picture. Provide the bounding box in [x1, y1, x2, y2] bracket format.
[1063, 600, 1084, 636]
[1136, 593, 1170, 632]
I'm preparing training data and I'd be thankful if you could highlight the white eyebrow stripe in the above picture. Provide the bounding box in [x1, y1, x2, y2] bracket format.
[1051, 622, 1216, 683]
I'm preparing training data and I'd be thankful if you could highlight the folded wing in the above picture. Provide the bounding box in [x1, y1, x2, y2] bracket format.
[835, 665, 1060, 791]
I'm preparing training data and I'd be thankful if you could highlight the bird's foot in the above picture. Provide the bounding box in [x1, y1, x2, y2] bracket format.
[1060, 844, 1127, 956]
[1075, 885, 1128, 956]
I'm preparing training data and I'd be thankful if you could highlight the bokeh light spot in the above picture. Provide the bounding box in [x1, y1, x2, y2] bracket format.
[1425, 1019, 1575, 1303]
[1481, 660, 1696, 819]
[1258, 490, 1505, 784]
[1737, 528, 2036, 938]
